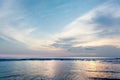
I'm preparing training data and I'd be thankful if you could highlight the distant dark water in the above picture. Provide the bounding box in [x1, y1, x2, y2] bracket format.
[0, 58, 120, 80]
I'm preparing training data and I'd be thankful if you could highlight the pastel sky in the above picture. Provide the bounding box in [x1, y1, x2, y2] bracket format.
[0, 0, 120, 58]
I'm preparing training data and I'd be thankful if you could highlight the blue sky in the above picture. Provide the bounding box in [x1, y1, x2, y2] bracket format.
[0, 0, 120, 58]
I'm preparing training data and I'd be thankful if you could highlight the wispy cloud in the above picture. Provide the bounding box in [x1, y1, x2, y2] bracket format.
[51, 0, 120, 54]
[0, 0, 54, 51]
[0, 0, 120, 57]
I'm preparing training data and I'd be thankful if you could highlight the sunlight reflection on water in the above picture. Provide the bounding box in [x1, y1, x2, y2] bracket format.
[0, 59, 120, 80]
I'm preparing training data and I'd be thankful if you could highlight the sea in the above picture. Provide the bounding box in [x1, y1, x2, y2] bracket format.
[0, 57, 120, 80]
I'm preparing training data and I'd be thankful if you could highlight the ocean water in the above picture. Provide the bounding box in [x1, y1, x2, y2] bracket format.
[0, 58, 120, 80]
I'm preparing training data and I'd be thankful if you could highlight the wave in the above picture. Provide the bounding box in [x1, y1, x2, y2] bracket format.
[0, 57, 120, 62]
[0, 57, 120, 61]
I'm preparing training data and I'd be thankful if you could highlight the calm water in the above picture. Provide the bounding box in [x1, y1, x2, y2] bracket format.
[0, 58, 120, 80]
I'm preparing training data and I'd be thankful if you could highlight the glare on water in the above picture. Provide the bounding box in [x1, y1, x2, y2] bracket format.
[0, 59, 120, 80]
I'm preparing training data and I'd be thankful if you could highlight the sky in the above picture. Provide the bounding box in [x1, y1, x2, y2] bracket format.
[0, 0, 120, 58]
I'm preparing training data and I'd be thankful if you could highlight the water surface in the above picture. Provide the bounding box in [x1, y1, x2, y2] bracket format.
[0, 58, 120, 80]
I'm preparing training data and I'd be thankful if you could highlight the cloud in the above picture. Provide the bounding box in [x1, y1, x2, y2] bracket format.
[51, 37, 75, 48]
[1, 0, 120, 57]
[67, 46, 120, 57]
[0, 25, 53, 51]
[0, 0, 54, 51]
[51, 0, 120, 55]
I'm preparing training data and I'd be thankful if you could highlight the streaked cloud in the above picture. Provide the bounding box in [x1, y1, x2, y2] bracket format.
[51, 0, 120, 54]
[0, 0, 53, 51]
[0, 0, 120, 57]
